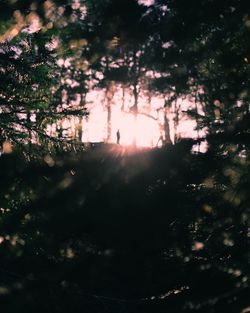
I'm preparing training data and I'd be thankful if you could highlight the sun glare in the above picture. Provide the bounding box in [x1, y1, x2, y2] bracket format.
[112, 109, 160, 147]
[82, 105, 161, 147]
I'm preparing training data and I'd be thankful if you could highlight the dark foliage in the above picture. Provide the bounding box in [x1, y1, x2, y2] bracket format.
[0, 0, 249, 312]
[0, 141, 249, 312]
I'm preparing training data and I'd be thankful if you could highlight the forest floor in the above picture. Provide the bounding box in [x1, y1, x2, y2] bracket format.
[0, 140, 249, 313]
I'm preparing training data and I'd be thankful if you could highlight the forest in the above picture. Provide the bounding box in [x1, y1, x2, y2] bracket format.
[0, 0, 249, 312]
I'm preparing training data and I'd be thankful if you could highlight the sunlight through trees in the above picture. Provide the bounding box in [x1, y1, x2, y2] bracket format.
[0, 1, 249, 312]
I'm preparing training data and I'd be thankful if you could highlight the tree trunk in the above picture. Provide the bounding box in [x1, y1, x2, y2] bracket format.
[173, 99, 179, 144]
[131, 49, 139, 147]
[105, 57, 115, 143]
[107, 96, 112, 142]
[106, 81, 115, 142]
[195, 92, 200, 152]
[78, 93, 86, 142]
[164, 109, 171, 144]
[121, 83, 125, 112]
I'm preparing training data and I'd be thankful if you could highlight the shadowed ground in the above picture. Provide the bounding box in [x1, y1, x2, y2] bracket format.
[0, 141, 249, 313]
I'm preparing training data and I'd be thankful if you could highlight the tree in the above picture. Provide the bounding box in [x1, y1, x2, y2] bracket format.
[0, 0, 89, 154]
[0, 2, 249, 313]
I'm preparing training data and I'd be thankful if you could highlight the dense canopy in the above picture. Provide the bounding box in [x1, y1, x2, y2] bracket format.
[0, 1, 249, 312]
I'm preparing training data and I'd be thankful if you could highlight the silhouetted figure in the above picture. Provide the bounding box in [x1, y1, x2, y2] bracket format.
[116, 129, 120, 144]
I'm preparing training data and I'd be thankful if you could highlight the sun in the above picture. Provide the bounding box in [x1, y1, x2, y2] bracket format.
[111, 108, 160, 147]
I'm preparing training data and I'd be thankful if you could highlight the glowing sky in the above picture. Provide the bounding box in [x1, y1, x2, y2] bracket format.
[81, 89, 201, 148]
